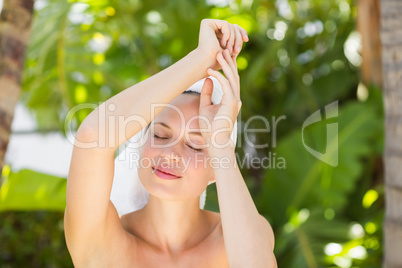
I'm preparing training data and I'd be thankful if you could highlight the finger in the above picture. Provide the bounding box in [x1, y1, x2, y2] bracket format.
[236, 24, 249, 42]
[231, 54, 240, 90]
[200, 78, 214, 109]
[222, 50, 240, 99]
[208, 67, 241, 124]
[226, 24, 235, 54]
[215, 20, 230, 48]
[222, 49, 237, 75]
[217, 52, 236, 87]
[217, 52, 240, 100]
[231, 54, 238, 70]
[206, 68, 236, 101]
[233, 25, 243, 54]
[237, 100, 242, 114]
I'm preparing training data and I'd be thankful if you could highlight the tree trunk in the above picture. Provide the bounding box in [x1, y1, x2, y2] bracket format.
[358, 0, 382, 86]
[381, 0, 402, 267]
[0, 0, 34, 177]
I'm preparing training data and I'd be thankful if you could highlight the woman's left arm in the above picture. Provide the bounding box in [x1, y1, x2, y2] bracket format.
[199, 44, 277, 266]
[208, 144, 277, 268]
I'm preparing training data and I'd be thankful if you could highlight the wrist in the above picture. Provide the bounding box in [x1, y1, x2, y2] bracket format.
[206, 139, 236, 156]
[206, 144, 238, 171]
[192, 47, 217, 71]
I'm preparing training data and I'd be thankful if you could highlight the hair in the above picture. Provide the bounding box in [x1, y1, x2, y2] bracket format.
[144, 91, 202, 133]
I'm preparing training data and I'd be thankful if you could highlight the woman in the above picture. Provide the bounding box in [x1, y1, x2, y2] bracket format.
[64, 19, 276, 267]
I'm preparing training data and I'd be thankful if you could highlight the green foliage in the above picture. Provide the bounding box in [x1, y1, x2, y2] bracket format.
[255, 97, 383, 267]
[274, 208, 351, 268]
[0, 169, 66, 211]
[0, 211, 72, 267]
[259, 100, 382, 227]
[1, 0, 385, 267]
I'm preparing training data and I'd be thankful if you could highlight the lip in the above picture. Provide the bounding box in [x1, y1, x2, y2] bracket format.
[152, 166, 182, 179]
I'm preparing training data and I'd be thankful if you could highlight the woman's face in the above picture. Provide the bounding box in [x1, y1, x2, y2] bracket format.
[137, 94, 214, 201]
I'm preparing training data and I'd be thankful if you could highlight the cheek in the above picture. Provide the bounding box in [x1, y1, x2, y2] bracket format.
[140, 140, 158, 157]
[185, 154, 212, 180]
[185, 153, 204, 171]
[137, 144, 155, 174]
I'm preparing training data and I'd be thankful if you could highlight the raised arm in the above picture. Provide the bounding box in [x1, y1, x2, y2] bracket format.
[199, 47, 276, 266]
[211, 147, 277, 267]
[76, 19, 247, 151]
[63, 19, 248, 265]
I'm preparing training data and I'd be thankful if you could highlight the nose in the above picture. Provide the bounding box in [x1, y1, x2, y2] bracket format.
[161, 148, 181, 162]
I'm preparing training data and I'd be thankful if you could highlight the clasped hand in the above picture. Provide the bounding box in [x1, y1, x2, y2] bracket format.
[197, 19, 248, 150]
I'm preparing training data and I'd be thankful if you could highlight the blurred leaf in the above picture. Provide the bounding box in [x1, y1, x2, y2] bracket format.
[258, 100, 382, 226]
[274, 208, 351, 268]
[0, 210, 73, 267]
[256, 100, 382, 266]
[0, 169, 66, 211]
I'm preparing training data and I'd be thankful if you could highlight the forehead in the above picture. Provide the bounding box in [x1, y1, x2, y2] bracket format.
[153, 94, 200, 128]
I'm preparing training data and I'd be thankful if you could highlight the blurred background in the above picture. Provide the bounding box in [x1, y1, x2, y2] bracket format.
[0, 0, 385, 267]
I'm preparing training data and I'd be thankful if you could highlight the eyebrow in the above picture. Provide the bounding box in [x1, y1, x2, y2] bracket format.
[154, 122, 203, 136]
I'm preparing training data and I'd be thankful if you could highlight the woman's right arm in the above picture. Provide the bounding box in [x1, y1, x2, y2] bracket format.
[63, 19, 248, 264]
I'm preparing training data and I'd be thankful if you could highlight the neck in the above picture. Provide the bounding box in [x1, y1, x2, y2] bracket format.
[135, 195, 211, 255]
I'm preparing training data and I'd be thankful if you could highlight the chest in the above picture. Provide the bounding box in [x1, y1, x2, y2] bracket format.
[129, 234, 228, 268]
[80, 233, 228, 267]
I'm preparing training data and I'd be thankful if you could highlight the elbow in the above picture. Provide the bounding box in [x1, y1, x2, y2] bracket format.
[73, 118, 103, 147]
[260, 214, 278, 268]
[259, 214, 277, 267]
[73, 104, 105, 142]
[76, 119, 97, 141]
[229, 215, 277, 268]
[267, 252, 278, 268]
[230, 252, 277, 268]
[259, 214, 275, 252]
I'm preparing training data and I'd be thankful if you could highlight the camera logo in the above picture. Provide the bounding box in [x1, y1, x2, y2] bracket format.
[302, 101, 338, 167]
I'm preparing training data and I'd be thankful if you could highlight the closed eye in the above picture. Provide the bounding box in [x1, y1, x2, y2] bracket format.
[187, 144, 203, 152]
[153, 134, 168, 140]
[153, 134, 202, 152]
